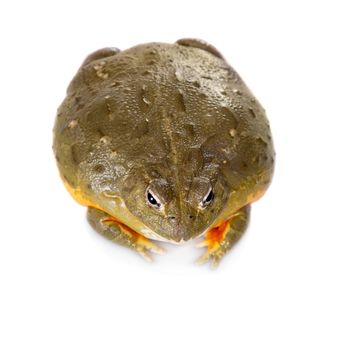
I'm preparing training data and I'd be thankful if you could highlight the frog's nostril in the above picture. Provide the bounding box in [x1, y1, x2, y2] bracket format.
[168, 216, 176, 221]
[189, 215, 194, 219]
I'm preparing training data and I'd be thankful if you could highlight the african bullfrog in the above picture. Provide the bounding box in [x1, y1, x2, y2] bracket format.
[53, 39, 275, 266]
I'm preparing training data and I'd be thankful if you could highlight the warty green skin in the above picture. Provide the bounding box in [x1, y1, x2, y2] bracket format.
[53, 39, 275, 250]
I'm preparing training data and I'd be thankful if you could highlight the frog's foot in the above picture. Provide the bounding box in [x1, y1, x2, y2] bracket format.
[196, 205, 251, 268]
[87, 207, 165, 262]
[133, 236, 165, 262]
[106, 220, 166, 262]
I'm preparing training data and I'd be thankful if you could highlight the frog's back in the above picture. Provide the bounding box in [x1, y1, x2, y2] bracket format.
[53, 42, 274, 196]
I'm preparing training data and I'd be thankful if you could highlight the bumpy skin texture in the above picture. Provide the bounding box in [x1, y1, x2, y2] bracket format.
[53, 39, 275, 265]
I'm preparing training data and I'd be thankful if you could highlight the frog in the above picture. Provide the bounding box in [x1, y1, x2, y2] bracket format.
[53, 38, 275, 267]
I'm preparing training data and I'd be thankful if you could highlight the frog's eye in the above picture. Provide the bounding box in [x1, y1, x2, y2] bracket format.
[146, 189, 162, 209]
[200, 187, 214, 208]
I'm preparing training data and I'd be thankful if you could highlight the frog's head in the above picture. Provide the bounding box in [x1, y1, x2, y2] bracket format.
[119, 164, 229, 242]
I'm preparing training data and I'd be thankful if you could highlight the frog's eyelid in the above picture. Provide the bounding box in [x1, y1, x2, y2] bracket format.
[146, 187, 163, 208]
[200, 186, 214, 207]
[102, 191, 119, 198]
[176, 38, 224, 59]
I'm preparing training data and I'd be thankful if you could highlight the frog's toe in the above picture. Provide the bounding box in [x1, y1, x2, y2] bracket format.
[196, 244, 225, 268]
[134, 235, 166, 262]
[196, 237, 225, 267]
[135, 247, 153, 262]
[196, 238, 214, 248]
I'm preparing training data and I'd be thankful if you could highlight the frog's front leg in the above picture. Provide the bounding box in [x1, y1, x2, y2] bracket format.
[196, 205, 251, 267]
[87, 207, 165, 261]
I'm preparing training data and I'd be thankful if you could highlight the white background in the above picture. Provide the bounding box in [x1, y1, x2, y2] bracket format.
[1, 1, 349, 349]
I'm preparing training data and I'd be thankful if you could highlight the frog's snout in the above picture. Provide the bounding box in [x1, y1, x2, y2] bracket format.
[166, 216, 195, 243]
[166, 217, 185, 242]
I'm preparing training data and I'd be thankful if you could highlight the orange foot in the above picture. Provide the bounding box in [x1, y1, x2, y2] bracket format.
[196, 221, 231, 268]
[102, 217, 166, 262]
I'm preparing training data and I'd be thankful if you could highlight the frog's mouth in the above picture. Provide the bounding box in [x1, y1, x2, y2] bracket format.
[139, 226, 173, 243]
[139, 225, 207, 244]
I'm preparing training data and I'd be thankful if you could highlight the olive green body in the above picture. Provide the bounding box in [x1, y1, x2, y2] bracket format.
[53, 39, 274, 247]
